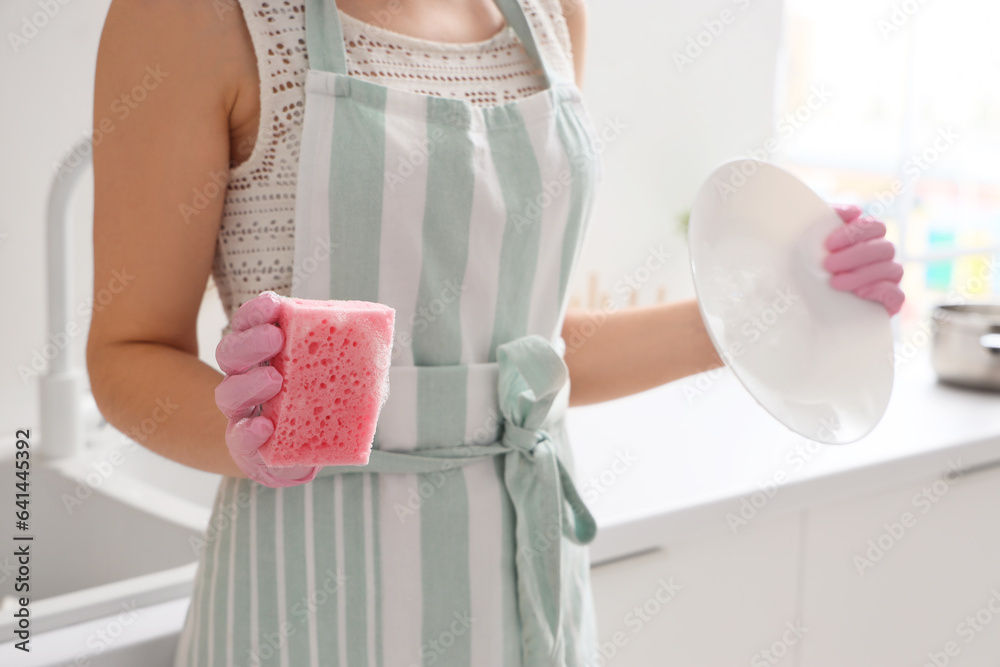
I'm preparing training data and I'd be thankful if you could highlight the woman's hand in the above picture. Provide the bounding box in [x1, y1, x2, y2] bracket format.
[824, 205, 906, 316]
[214, 292, 319, 487]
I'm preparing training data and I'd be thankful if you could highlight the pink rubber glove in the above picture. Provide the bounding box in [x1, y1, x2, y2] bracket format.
[214, 291, 319, 487]
[823, 205, 905, 316]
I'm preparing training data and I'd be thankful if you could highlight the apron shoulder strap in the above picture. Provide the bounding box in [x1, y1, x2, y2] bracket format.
[303, 0, 566, 88]
[492, 0, 567, 89]
[304, 0, 350, 75]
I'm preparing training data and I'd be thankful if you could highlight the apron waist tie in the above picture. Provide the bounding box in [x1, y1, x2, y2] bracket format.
[314, 334, 597, 667]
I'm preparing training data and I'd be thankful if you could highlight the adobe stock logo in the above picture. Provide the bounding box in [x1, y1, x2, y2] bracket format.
[7, 0, 74, 54]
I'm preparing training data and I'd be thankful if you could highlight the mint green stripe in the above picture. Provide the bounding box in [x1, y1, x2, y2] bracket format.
[230, 479, 252, 667]
[187, 522, 208, 666]
[211, 479, 236, 667]
[341, 474, 369, 667]
[282, 485, 310, 666]
[487, 107, 545, 361]
[494, 455, 521, 667]
[303, 0, 348, 75]
[371, 474, 384, 667]
[412, 95, 475, 449]
[417, 366, 468, 448]
[412, 99, 476, 657]
[419, 467, 472, 667]
[184, 573, 200, 666]
[410, 95, 476, 365]
[199, 477, 230, 666]
[255, 487, 279, 666]
[556, 109, 598, 306]
[328, 88, 388, 302]
[312, 476, 340, 664]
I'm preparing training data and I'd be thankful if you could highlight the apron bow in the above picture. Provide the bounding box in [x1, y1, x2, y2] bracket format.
[496, 335, 598, 666]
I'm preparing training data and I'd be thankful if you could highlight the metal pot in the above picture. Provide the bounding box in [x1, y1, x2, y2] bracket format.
[932, 303, 1000, 390]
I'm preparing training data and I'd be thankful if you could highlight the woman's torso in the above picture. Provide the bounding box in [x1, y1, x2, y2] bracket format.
[214, 0, 578, 328]
[176, 3, 604, 665]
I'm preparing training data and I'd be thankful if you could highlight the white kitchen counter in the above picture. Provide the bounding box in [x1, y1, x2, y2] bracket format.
[567, 347, 1000, 564]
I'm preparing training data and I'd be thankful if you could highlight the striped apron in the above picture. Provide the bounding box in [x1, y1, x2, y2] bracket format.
[174, 0, 603, 665]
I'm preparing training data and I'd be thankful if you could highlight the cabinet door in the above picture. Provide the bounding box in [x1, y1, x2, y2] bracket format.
[800, 465, 1000, 666]
[590, 513, 802, 666]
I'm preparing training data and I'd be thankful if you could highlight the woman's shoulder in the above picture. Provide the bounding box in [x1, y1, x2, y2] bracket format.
[100, 0, 251, 56]
[98, 0, 256, 114]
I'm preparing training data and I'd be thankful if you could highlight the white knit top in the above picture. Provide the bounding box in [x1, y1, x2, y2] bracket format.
[216, 0, 576, 323]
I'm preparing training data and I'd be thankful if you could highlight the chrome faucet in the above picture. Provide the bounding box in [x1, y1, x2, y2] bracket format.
[40, 138, 96, 459]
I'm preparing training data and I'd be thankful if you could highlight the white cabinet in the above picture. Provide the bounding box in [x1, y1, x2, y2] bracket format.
[798, 466, 1000, 666]
[590, 512, 803, 665]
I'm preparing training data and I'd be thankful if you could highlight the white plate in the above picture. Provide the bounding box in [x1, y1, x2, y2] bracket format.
[688, 159, 894, 444]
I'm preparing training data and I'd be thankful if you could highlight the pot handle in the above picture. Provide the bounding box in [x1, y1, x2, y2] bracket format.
[980, 333, 1000, 353]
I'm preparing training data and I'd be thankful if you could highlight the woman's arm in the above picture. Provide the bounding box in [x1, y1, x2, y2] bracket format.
[563, 301, 722, 406]
[87, 0, 254, 478]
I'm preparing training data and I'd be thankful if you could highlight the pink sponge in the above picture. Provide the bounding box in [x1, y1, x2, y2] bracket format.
[258, 296, 395, 467]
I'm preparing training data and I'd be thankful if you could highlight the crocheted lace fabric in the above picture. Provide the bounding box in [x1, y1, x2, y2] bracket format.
[215, 0, 576, 325]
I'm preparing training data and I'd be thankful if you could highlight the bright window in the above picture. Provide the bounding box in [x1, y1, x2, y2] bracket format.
[776, 0, 1000, 337]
